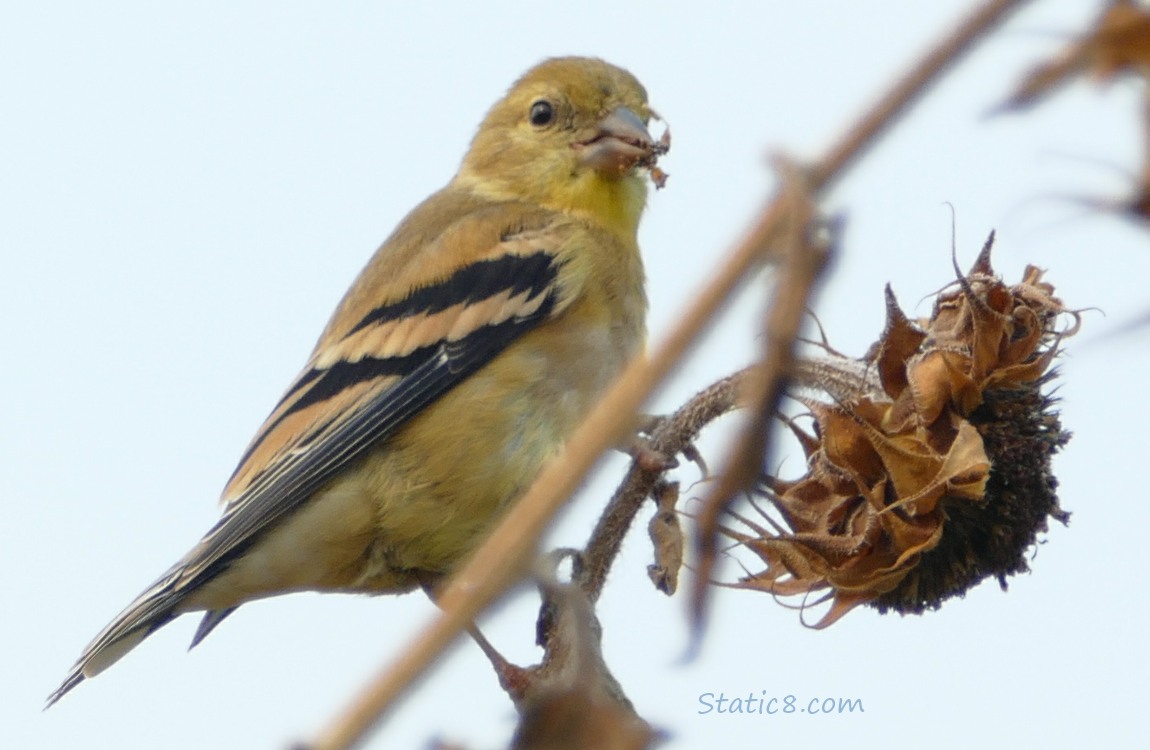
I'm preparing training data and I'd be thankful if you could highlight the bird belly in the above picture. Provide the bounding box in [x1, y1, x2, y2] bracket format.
[355, 321, 625, 583]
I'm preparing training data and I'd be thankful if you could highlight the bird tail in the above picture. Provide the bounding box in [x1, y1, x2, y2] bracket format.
[46, 568, 186, 708]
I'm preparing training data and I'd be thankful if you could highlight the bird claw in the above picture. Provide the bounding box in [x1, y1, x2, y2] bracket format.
[623, 435, 678, 472]
[624, 414, 707, 475]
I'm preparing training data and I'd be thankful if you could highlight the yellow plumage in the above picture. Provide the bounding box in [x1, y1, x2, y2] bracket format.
[48, 56, 665, 705]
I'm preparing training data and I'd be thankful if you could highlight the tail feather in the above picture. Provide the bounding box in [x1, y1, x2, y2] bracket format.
[189, 608, 237, 650]
[46, 569, 188, 707]
[45, 669, 85, 710]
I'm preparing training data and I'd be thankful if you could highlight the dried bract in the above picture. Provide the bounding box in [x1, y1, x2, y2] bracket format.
[724, 234, 1076, 627]
[646, 481, 684, 595]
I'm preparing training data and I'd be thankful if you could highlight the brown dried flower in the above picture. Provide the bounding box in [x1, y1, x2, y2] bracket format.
[723, 234, 1076, 627]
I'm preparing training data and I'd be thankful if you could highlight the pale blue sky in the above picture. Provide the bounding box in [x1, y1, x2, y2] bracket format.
[3, 2, 1147, 748]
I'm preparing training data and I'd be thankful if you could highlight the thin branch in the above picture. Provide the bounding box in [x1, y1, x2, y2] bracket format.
[690, 162, 833, 642]
[809, 0, 1035, 190]
[579, 368, 751, 602]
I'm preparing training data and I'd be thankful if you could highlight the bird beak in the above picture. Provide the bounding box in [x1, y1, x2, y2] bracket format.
[575, 106, 656, 177]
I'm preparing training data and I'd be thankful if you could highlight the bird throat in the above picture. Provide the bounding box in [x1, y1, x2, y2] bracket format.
[555, 170, 647, 241]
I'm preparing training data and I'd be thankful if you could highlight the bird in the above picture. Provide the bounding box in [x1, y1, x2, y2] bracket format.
[48, 56, 667, 706]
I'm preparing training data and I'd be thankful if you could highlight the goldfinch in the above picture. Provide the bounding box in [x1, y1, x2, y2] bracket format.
[48, 56, 665, 705]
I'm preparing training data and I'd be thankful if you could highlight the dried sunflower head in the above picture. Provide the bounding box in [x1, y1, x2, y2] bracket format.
[724, 234, 1076, 627]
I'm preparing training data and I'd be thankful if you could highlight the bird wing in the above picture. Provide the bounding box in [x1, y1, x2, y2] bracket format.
[48, 202, 582, 704]
[191, 213, 577, 588]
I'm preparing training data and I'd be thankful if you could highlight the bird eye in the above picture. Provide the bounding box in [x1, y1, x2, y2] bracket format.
[529, 100, 555, 127]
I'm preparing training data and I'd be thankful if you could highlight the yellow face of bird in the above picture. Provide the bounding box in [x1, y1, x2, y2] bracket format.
[456, 57, 663, 239]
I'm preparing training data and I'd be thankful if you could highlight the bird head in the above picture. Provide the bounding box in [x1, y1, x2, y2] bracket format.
[456, 57, 665, 239]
